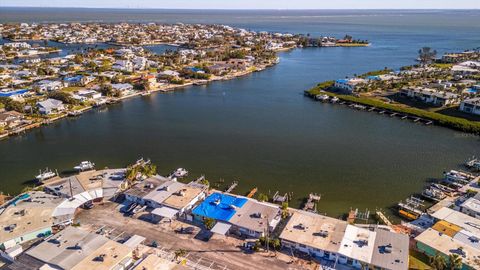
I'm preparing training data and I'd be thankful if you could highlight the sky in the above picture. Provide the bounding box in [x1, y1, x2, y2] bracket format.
[1, 0, 479, 9]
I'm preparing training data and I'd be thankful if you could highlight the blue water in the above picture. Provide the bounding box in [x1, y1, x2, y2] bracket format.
[0, 9, 479, 217]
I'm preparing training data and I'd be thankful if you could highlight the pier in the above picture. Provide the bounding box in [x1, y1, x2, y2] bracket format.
[375, 210, 393, 226]
[225, 181, 238, 193]
[302, 193, 321, 212]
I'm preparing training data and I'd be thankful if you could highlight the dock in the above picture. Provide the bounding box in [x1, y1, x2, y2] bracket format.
[246, 187, 258, 198]
[225, 181, 238, 193]
[272, 191, 289, 203]
[375, 211, 393, 226]
[302, 193, 321, 212]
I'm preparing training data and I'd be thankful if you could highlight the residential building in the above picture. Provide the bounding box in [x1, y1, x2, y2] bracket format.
[280, 210, 409, 270]
[36, 98, 65, 115]
[0, 111, 24, 129]
[11, 226, 133, 270]
[459, 98, 480, 115]
[415, 207, 480, 270]
[459, 196, 480, 219]
[399, 87, 459, 106]
[334, 78, 367, 93]
[192, 192, 281, 238]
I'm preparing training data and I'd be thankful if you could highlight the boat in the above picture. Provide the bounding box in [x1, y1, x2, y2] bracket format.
[330, 96, 340, 103]
[172, 168, 188, 178]
[398, 209, 420, 220]
[466, 157, 480, 170]
[421, 188, 446, 202]
[74, 161, 95, 171]
[444, 170, 470, 184]
[35, 168, 57, 181]
[315, 94, 330, 101]
[431, 183, 455, 196]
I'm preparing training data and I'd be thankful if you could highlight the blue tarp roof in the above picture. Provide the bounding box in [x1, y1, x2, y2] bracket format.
[0, 89, 29, 97]
[335, 79, 349, 83]
[63, 75, 83, 82]
[192, 192, 247, 222]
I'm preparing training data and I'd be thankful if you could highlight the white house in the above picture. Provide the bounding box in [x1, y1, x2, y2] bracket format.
[459, 97, 480, 115]
[400, 87, 459, 106]
[459, 197, 480, 219]
[36, 98, 65, 115]
[35, 80, 63, 92]
[112, 60, 133, 72]
[334, 78, 367, 93]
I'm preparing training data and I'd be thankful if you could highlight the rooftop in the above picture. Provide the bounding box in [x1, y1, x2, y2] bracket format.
[431, 207, 480, 236]
[123, 176, 168, 198]
[132, 254, 177, 270]
[229, 199, 280, 233]
[339, 225, 376, 265]
[370, 228, 409, 270]
[143, 180, 186, 205]
[162, 185, 204, 210]
[416, 228, 480, 270]
[279, 210, 347, 253]
[0, 192, 63, 245]
[192, 192, 247, 222]
[26, 226, 109, 270]
[71, 239, 133, 270]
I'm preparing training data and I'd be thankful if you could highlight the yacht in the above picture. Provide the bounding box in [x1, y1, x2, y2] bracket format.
[35, 168, 57, 181]
[74, 161, 95, 171]
[444, 170, 470, 184]
[421, 188, 446, 202]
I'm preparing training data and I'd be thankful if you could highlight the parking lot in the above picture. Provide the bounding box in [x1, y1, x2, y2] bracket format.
[75, 202, 317, 270]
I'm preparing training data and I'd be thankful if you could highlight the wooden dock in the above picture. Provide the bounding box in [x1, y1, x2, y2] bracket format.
[302, 193, 321, 212]
[376, 211, 393, 226]
[246, 187, 258, 198]
[225, 181, 238, 193]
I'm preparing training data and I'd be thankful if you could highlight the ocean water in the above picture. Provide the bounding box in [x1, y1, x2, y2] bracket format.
[0, 8, 479, 218]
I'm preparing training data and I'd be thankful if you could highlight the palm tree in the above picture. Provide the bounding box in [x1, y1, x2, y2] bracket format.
[430, 254, 447, 270]
[448, 254, 463, 270]
[418, 47, 437, 66]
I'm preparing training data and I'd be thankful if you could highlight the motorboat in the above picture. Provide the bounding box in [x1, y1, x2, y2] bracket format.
[74, 161, 95, 171]
[421, 188, 446, 202]
[444, 170, 470, 184]
[172, 168, 188, 178]
[330, 96, 340, 103]
[316, 94, 330, 102]
[35, 168, 57, 181]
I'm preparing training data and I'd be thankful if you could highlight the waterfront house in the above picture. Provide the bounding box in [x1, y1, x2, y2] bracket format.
[0, 111, 24, 129]
[124, 176, 207, 220]
[0, 192, 65, 262]
[11, 226, 133, 270]
[415, 207, 480, 270]
[192, 192, 281, 238]
[112, 60, 133, 73]
[399, 87, 459, 106]
[72, 89, 102, 102]
[36, 98, 65, 115]
[111, 83, 134, 96]
[334, 78, 367, 93]
[459, 97, 480, 116]
[459, 196, 480, 219]
[279, 210, 409, 270]
[158, 70, 180, 78]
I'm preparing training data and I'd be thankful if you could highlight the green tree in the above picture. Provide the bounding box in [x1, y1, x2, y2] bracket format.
[430, 254, 447, 270]
[203, 217, 215, 230]
[281, 202, 289, 219]
[257, 193, 269, 202]
[448, 254, 463, 270]
[174, 249, 187, 260]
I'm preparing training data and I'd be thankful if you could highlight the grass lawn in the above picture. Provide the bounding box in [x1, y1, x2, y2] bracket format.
[61, 86, 83, 93]
[0, 103, 4, 110]
[432, 63, 454, 69]
[409, 250, 431, 270]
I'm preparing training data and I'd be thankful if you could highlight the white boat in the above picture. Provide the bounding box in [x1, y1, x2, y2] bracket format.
[421, 188, 446, 202]
[444, 170, 470, 184]
[466, 157, 480, 169]
[330, 96, 340, 103]
[316, 94, 330, 101]
[172, 168, 188, 178]
[35, 168, 57, 181]
[74, 161, 95, 171]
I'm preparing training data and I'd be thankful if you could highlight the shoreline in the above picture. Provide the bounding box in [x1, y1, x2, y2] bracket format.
[305, 88, 480, 135]
[0, 59, 279, 141]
